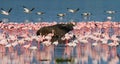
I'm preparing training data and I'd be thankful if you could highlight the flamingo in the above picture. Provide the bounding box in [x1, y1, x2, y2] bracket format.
[0, 39, 8, 45]
[111, 34, 120, 41]
[106, 10, 116, 14]
[36, 11, 44, 15]
[11, 40, 19, 47]
[29, 46, 37, 50]
[105, 10, 116, 21]
[23, 43, 31, 49]
[66, 41, 77, 47]
[61, 33, 72, 44]
[23, 6, 35, 13]
[67, 8, 79, 13]
[81, 12, 91, 16]
[57, 13, 66, 17]
[44, 35, 52, 41]
[66, 38, 79, 47]
[108, 42, 119, 47]
[101, 38, 108, 44]
[92, 42, 98, 46]
[81, 12, 91, 21]
[107, 16, 112, 21]
[0, 8, 12, 15]
[75, 35, 88, 44]
[79, 39, 88, 44]
[52, 40, 58, 46]
[5, 44, 12, 48]
[42, 40, 51, 46]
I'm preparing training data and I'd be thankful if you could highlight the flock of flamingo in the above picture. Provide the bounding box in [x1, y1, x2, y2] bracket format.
[0, 20, 119, 64]
[0, 6, 116, 21]
[0, 21, 119, 51]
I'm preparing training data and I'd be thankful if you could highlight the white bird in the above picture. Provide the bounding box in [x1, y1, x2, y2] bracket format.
[92, 42, 98, 46]
[44, 35, 52, 41]
[0, 39, 8, 45]
[107, 16, 112, 20]
[23, 6, 35, 13]
[108, 42, 119, 47]
[67, 8, 79, 13]
[73, 39, 79, 44]
[42, 41, 51, 46]
[29, 46, 37, 50]
[36, 11, 44, 15]
[23, 44, 31, 48]
[106, 10, 116, 14]
[66, 42, 77, 47]
[11, 40, 19, 47]
[111, 34, 120, 41]
[101, 38, 108, 44]
[57, 13, 66, 17]
[79, 39, 88, 44]
[1, 8, 12, 15]
[5, 44, 12, 47]
[81, 12, 91, 20]
[52, 40, 58, 46]
[57, 13, 66, 21]
[81, 12, 91, 16]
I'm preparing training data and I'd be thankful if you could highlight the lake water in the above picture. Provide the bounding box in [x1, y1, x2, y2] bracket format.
[0, 43, 120, 64]
[0, 0, 120, 22]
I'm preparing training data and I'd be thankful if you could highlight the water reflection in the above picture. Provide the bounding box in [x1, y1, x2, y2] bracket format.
[0, 42, 120, 64]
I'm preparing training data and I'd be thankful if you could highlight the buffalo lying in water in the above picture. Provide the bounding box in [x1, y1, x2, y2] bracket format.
[36, 23, 74, 43]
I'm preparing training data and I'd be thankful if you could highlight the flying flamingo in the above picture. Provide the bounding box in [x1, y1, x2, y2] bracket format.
[0, 8, 12, 15]
[67, 8, 79, 21]
[36, 11, 45, 21]
[23, 6, 35, 14]
[57, 13, 66, 21]
[36, 11, 45, 15]
[106, 10, 116, 14]
[67, 8, 79, 13]
[81, 12, 91, 21]
[105, 10, 116, 21]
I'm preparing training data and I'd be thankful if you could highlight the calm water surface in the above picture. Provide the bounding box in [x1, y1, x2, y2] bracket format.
[0, 43, 120, 64]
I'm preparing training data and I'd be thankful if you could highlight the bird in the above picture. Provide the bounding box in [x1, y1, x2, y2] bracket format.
[81, 12, 91, 21]
[81, 12, 91, 16]
[23, 6, 35, 13]
[36, 11, 45, 15]
[92, 42, 98, 46]
[52, 40, 58, 46]
[107, 16, 112, 21]
[57, 13, 66, 21]
[66, 41, 77, 47]
[57, 13, 66, 17]
[5, 44, 12, 47]
[23, 43, 31, 49]
[67, 8, 79, 13]
[29, 46, 37, 50]
[108, 42, 119, 47]
[106, 10, 116, 14]
[105, 10, 116, 21]
[0, 8, 12, 15]
[42, 40, 52, 46]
